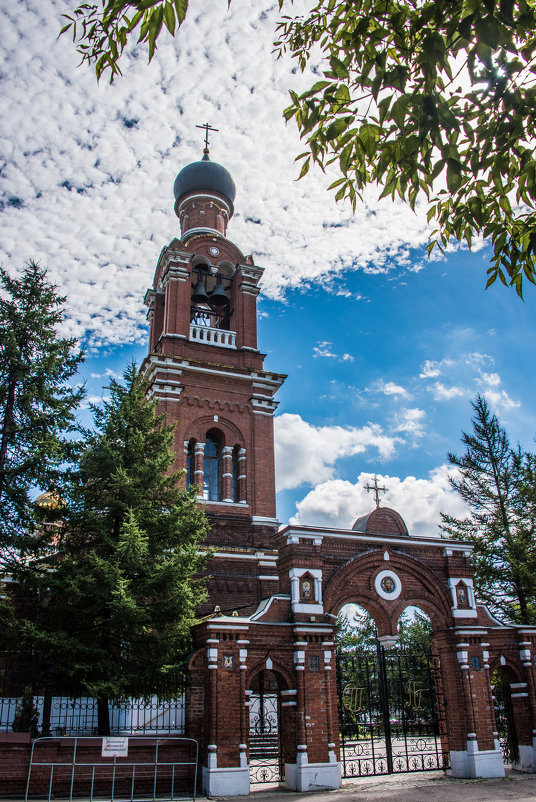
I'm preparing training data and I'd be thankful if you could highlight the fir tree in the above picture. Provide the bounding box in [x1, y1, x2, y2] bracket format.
[336, 605, 378, 652]
[0, 261, 84, 569]
[11, 686, 39, 738]
[441, 395, 536, 624]
[23, 364, 209, 734]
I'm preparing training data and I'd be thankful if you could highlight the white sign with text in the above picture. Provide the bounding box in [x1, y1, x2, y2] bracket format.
[101, 737, 129, 757]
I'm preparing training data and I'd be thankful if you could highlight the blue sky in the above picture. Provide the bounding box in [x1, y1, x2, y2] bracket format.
[2, 0, 535, 536]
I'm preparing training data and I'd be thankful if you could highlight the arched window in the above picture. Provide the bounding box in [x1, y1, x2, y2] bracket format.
[232, 445, 240, 502]
[203, 433, 222, 501]
[186, 440, 195, 489]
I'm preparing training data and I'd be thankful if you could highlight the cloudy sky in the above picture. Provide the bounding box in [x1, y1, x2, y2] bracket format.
[2, 0, 536, 536]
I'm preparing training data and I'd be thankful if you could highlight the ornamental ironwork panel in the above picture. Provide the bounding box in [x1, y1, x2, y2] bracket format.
[337, 645, 448, 777]
[249, 691, 283, 784]
[0, 663, 186, 736]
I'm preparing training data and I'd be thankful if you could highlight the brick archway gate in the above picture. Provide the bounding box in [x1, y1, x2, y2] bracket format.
[278, 506, 513, 782]
[323, 537, 453, 777]
[187, 506, 536, 795]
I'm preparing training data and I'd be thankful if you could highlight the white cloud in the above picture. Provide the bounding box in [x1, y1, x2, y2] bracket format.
[419, 358, 453, 379]
[419, 360, 441, 379]
[476, 370, 520, 411]
[80, 394, 110, 409]
[289, 466, 469, 537]
[392, 407, 426, 438]
[484, 389, 521, 411]
[274, 413, 400, 491]
[89, 368, 122, 381]
[313, 341, 354, 362]
[374, 380, 411, 399]
[463, 352, 494, 369]
[430, 382, 466, 401]
[479, 371, 501, 387]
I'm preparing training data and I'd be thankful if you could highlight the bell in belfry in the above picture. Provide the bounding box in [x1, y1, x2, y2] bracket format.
[210, 279, 229, 308]
[192, 278, 210, 304]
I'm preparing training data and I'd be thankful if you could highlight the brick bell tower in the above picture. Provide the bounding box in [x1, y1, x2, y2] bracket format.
[142, 143, 286, 617]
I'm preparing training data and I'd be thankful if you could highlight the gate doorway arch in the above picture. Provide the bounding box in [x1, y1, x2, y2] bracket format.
[337, 643, 448, 776]
[492, 669, 519, 766]
[247, 669, 284, 785]
[335, 603, 449, 777]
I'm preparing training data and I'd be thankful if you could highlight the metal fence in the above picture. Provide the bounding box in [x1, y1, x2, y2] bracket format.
[25, 735, 198, 802]
[0, 665, 186, 737]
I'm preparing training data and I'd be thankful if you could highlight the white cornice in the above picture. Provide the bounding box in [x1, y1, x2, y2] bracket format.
[144, 355, 285, 388]
[280, 524, 473, 551]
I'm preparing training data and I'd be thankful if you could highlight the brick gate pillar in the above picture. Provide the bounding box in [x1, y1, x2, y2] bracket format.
[437, 631, 504, 778]
[283, 637, 341, 792]
[199, 629, 250, 796]
[515, 635, 536, 771]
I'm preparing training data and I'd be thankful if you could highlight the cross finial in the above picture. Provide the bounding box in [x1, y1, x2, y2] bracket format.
[364, 475, 388, 508]
[196, 122, 219, 156]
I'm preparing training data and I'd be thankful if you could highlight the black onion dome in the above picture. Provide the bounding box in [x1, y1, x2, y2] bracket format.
[173, 154, 236, 213]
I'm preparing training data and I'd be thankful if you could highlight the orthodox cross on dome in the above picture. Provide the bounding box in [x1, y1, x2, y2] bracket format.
[365, 475, 388, 508]
[196, 122, 219, 156]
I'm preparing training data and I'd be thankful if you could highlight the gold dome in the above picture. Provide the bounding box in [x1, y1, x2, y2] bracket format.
[35, 490, 63, 510]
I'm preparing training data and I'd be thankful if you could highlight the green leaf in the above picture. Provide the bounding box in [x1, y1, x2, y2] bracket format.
[339, 143, 353, 175]
[163, 2, 175, 35]
[359, 123, 380, 158]
[329, 56, 349, 79]
[300, 80, 331, 99]
[298, 158, 310, 179]
[447, 159, 463, 194]
[475, 16, 502, 50]
[174, 0, 189, 25]
[325, 118, 347, 141]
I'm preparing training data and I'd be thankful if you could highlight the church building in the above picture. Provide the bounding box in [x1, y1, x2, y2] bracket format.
[141, 142, 536, 795]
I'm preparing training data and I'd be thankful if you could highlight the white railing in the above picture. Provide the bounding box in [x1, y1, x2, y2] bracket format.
[189, 323, 236, 348]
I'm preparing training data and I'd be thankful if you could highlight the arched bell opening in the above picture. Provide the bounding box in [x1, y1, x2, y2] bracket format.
[190, 262, 232, 331]
[247, 668, 287, 786]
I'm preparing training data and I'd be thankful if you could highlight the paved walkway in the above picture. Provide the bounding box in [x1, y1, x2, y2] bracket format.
[245, 769, 536, 802]
[4, 769, 535, 802]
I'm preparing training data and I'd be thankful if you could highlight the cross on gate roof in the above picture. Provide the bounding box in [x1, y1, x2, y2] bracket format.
[364, 475, 388, 508]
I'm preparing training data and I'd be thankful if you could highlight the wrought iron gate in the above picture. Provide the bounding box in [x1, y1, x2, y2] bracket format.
[337, 645, 448, 776]
[248, 672, 283, 784]
[492, 671, 519, 765]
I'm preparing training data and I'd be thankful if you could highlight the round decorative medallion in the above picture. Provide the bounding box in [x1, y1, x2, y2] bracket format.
[374, 569, 402, 600]
[209, 246, 220, 256]
[380, 576, 396, 593]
